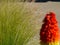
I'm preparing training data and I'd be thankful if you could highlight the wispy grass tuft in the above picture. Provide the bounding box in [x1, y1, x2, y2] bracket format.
[0, 3, 37, 45]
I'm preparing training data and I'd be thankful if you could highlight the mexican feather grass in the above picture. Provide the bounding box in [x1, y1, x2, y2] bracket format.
[0, 3, 37, 45]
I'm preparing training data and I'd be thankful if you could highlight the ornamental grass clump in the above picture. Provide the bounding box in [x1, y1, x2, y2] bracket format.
[0, 3, 36, 45]
[40, 12, 59, 45]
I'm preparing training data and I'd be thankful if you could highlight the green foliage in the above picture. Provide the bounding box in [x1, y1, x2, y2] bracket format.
[0, 3, 36, 45]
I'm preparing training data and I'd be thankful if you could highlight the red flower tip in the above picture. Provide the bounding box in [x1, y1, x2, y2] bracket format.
[40, 12, 59, 43]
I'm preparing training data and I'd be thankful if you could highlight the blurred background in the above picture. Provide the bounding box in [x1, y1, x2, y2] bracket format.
[0, 0, 60, 2]
[0, 0, 60, 45]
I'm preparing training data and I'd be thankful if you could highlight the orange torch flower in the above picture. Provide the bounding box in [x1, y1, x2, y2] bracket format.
[40, 12, 59, 45]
